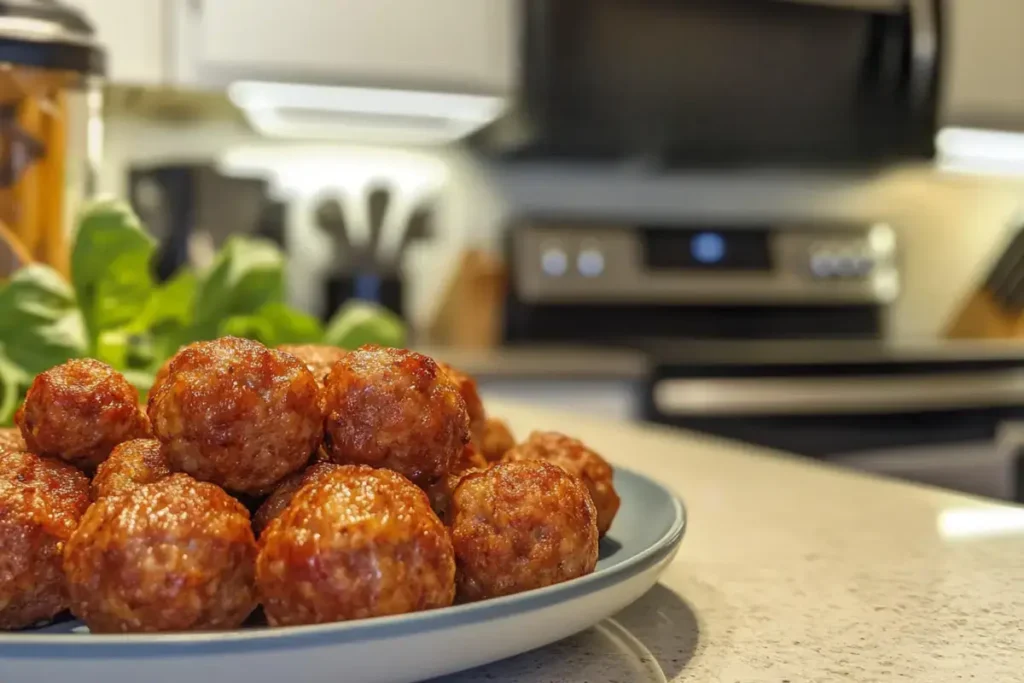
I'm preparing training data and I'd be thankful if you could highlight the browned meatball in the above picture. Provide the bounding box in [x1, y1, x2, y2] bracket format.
[438, 362, 486, 443]
[148, 337, 323, 495]
[257, 465, 455, 626]
[479, 417, 515, 463]
[63, 473, 257, 633]
[449, 459, 598, 603]
[504, 431, 621, 538]
[426, 443, 488, 523]
[252, 461, 339, 536]
[90, 439, 171, 501]
[322, 346, 469, 487]
[0, 427, 25, 455]
[278, 344, 347, 384]
[16, 359, 151, 471]
[0, 451, 89, 629]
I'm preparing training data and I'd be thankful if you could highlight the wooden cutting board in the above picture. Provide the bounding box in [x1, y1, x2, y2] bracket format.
[947, 221, 1024, 339]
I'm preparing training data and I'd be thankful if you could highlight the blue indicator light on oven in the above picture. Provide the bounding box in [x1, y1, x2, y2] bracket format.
[691, 232, 725, 264]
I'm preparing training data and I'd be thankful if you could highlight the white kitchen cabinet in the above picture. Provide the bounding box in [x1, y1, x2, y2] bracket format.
[65, 0, 166, 85]
[171, 0, 515, 93]
[943, 0, 1024, 130]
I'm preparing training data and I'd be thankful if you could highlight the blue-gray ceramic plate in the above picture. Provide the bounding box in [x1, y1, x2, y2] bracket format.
[0, 468, 685, 683]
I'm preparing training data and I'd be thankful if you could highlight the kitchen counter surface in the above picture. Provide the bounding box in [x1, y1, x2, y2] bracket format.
[439, 402, 1024, 682]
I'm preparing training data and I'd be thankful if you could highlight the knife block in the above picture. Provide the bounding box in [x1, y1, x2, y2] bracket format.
[324, 271, 404, 321]
[947, 222, 1024, 340]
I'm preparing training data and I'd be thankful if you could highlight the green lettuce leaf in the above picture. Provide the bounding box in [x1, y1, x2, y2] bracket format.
[71, 198, 156, 351]
[192, 237, 285, 340]
[0, 352, 28, 426]
[0, 264, 87, 375]
[128, 269, 197, 333]
[124, 269, 199, 369]
[324, 301, 406, 350]
[219, 302, 324, 348]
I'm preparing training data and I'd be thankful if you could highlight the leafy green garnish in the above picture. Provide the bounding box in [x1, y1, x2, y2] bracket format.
[324, 301, 406, 350]
[71, 198, 157, 352]
[221, 303, 324, 348]
[193, 237, 285, 341]
[0, 264, 87, 374]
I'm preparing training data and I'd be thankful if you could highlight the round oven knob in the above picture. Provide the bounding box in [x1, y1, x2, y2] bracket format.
[541, 247, 568, 277]
[810, 251, 837, 278]
[577, 248, 605, 277]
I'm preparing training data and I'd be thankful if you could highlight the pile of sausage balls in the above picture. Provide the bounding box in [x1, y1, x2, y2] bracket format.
[0, 337, 621, 633]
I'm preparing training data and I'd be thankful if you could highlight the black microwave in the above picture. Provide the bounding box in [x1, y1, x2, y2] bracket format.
[478, 0, 942, 167]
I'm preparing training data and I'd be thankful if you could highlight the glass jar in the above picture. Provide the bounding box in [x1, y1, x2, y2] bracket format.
[0, 0, 103, 279]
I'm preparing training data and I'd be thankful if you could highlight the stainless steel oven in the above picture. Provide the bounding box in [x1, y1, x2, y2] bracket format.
[644, 341, 1024, 500]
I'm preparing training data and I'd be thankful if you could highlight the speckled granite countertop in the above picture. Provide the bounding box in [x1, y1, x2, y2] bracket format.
[438, 402, 1024, 682]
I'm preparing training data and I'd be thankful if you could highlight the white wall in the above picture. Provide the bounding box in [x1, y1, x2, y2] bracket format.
[99, 112, 1024, 341]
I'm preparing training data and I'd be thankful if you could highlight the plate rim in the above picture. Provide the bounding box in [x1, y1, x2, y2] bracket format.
[0, 467, 686, 658]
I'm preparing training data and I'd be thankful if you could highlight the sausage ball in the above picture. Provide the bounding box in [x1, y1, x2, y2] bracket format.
[449, 459, 598, 603]
[479, 417, 515, 463]
[257, 465, 455, 626]
[278, 344, 347, 384]
[252, 462, 339, 537]
[63, 473, 257, 633]
[148, 337, 323, 496]
[90, 439, 171, 501]
[0, 427, 25, 456]
[0, 451, 89, 629]
[16, 359, 150, 471]
[504, 431, 621, 537]
[438, 362, 486, 443]
[426, 443, 488, 523]
[322, 346, 469, 487]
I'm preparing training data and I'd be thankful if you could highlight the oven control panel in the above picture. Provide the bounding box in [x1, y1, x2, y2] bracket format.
[509, 221, 898, 305]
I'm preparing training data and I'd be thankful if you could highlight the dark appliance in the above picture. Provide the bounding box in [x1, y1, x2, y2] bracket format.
[128, 163, 281, 280]
[479, 0, 942, 166]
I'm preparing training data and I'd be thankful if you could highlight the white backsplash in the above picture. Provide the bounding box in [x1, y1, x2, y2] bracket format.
[100, 112, 1024, 341]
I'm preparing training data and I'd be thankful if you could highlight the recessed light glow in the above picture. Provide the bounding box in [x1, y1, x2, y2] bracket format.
[938, 507, 1024, 540]
[227, 81, 505, 144]
[936, 127, 1024, 175]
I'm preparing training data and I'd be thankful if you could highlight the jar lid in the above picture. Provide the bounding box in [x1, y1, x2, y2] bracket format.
[0, 0, 104, 75]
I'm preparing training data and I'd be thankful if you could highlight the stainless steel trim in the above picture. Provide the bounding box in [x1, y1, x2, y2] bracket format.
[908, 0, 939, 105]
[653, 370, 1024, 416]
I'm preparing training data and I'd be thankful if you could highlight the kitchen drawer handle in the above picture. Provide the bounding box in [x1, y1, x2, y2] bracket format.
[652, 370, 1024, 416]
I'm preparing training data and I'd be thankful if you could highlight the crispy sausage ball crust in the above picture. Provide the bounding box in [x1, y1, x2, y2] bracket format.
[449, 460, 598, 603]
[277, 344, 347, 384]
[90, 439, 171, 501]
[426, 443, 488, 523]
[504, 431, 621, 537]
[257, 465, 455, 626]
[438, 362, 486, 443]
[148, 337, 323, 496]
[16, 359, 150, 471]
[0, 451, 89, 629]
[252, 462, 339, 537]
[0, 428, 25, 456]
[322, 346, 469, 487]
[63, 474, 257, 633]
[479, 417, 515, 463]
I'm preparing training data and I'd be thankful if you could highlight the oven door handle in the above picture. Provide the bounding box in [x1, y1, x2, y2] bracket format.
[652, 370, 1024, 416]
